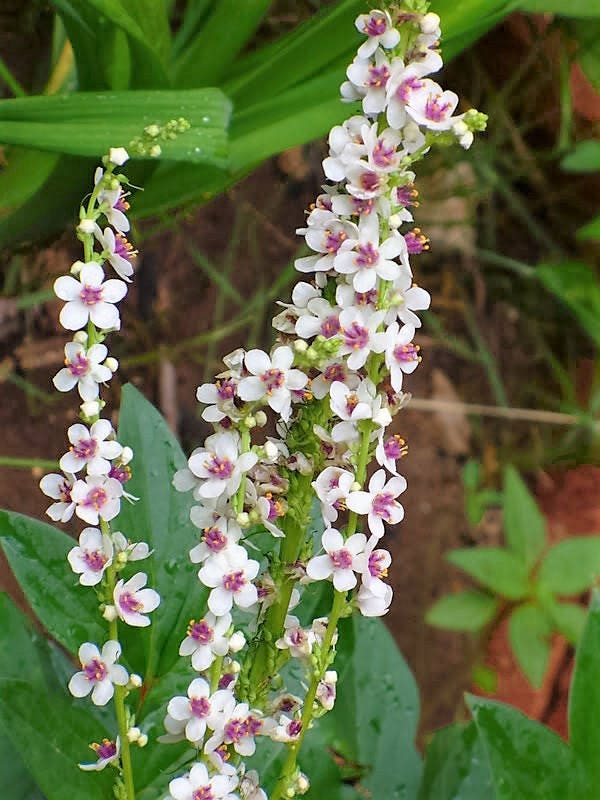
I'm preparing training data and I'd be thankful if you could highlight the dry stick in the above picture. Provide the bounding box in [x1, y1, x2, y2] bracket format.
[408, 397, 591, 427]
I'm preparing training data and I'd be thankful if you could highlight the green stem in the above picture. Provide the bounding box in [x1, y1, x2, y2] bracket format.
[0, 456, 58, 470]
[0, 53, 26, 97]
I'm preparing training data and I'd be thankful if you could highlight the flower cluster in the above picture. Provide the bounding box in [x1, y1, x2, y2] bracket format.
[168, 6, 486, 800]
[41, 148, 159, 788]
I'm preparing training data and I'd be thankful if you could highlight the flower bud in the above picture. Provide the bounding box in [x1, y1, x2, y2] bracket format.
[81, 400, 101, 418]
[264, 440, 279, 460]
[350, 481, 361, 492]
[137, 733, 148, 748]
[228, 631, 246, 653]
[102, 604, 117, 622]
[388, 213, 403, 229]
[126, 727, 141, 743]
[105, 357, 119, 373]
[294, 339, 308, 353]
[149, 144, 162, 158]
[109, 147, 130, 166]
[128, 673, 143, 689]
[255, 410, 268, 427]
[78, 219, 96, 234]
[73, 331, 88, 345]
[70, 260, 85, 276]
[420, 12, 440, 34]
[121, 446, 134, 465]
[324, 670, 337, 684]
[296, 774, 310, 795]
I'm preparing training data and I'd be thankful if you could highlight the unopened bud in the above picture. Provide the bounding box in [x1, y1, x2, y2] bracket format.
[388, 213, 403, 229]
[229, 660, 241, 674]
[81, 400, 101, 418]
[149, 144, 162, 158]
[103, 604, 117, 622]
[109, 147, 130, 166]
[350, 481, 361, 492]
[228, 631, 246, 653]
[294, 339, 308, 353]
[144, 124, 160, 138]
[129, 673, 143, 689]
[324, 670, 337, 684]
[116, 551, 128, 568]
[236, 511, 250, 528]
[121, 446, 134, 465]
[420, 12, 440, 34]
[255, 410, 267, 427]
[70, 260, 85, 276]
[78, 219, 96, 234]
[137, 733, 148, 748]
[296, 774, 310, 794]
[73, 331, 88, 344]
[126, 727, 141, 743]
[244, 415, 256, 429]
[264, 440, 279, 460]
[105, 357, 119, 373]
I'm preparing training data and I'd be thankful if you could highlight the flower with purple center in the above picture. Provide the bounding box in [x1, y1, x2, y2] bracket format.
[196, 378, 240, 424]
[79, 737, 120, 771]
[355, 9, 400, 58]
[313, 465, 355, 523]
[53, 341, 112, 400]
[276, 616, 316, 658]
[295, 297, 341, 340]
[346, 469, 407, 538]
[198, 548, 260, 616]
[113, 572, 160, 627]
[168, 762, 238, 800]
[335, 214, 405, 292]
[54, 262, 127, 331]
[306, 528, 367, 591]
[67, 526, 113, 586]
[59, 418, 122, 476]
[383, 321, 420, 391]
[376, 433, 408, 474]
[186, 431, 258, 500]
[94, 225, 136, 282]
[238, 346, 308, 423]
[71, 474, 123, 525]
[404, 228, 429, 254]
[406, 79, 460, 131]
[39, 471, 76, 522]
[164, 677, 214, 746]
[205, 698, 262, 758]
[337, 307, 386, 370]
[189, 519, 242, 564]
[295, 210, 358, 273]
[344, 50, 393, 114]
[355, 538, 392, 598]
[68, 641, 128, 706]
[179, 611, 231, 671]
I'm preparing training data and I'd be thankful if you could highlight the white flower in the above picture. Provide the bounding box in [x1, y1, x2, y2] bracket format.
[237, 347, 308, 422]
[386, 272, 431, 328]
[375, 433, 408, 474]
[240, 770, 268, 800]
[337, 306, 386, 370]
[383, 322, 420, 391]
[329, 380, 373, 442]
[39, 471, 76, 522]
[295, 297, 341, 340]
[363, 121, 403, 173]
[54, 262, 127, 331]
[276, 616, 315, 658]
[266, 714, 303, 743]
[355, 9, 400, 58]
[313, 466, 355, 522]
[189, 518, 243, 563]
[113, 572, 160, 627]
[79, 737, 120, 771]
[187, 432, 257, 499]
[95, 168, 130, 232]
[357, 581, 393, 616]
[199, 548, 260, 616]
[295, 210, 358, 274]
[179, 612, 232, 671]
[68, 641, 128, 706]
[322, 116, 368, 182]
[112, 531, 151, 562]
[67, 527, 113, 586]
[169, 761, 238, 800]
[164, 677, 214, 746]
[335, 213, 406, 292]
[355, 538, 392, 596]
[346, 469, 406, 538]
[272, 281, 321, 333]
[94, 225, 135, 282]
[316, 670, 337, 710]
[53, 341, 112, 400]
[196, 378, 240, 424]
[345, 50, 393, 115]
[59, 419, 122, 476]
[108, 147, 129, 166]
[71, 475, 123, 524]
[306, 529, 367, 591]
[406, 79, 460, 131]
[205, 697, 262, 757]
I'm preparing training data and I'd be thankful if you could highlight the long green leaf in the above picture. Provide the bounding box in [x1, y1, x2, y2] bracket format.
[447, 548, 530, 600]
[537, 261, 600, 348]
[0, 89, 231, 165]
[508, 604, 551, 687]
[518, 0, 600, 16]
[419, 722, 493, 800]
[503, 465, 546, 570]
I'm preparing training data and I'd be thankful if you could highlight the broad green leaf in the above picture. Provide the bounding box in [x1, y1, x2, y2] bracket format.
[539, 536, 600, 595]
[124, 0, 171, 67]
[577, 215, 600, 240]
[503, 465, 546, 569]
[114, 384, 208, 679]
[419, 722, 493, 800]
[0, 594, 113, 800]
[569, 590, 600, 789]
[426, 590, 499, 632]
[572, 20, 600, 89]
[0, 729, 43, 800]
[0, 511, 104, 656]
[548, 601, 587, 644]
[0, 89, 231, 166]
[561, 140, 600, 172]
[518, 0, 600, 16]
[462, 460, 481, 490]
[508, 604, 551, 687]
[468, 695, 589, 799]
[537, 262, 600, 348]
[472, 664, 498, 693]
[447, 548, 530, 600]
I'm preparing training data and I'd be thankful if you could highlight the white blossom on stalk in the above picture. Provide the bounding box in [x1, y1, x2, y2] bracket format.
[186, 432, 258, 499]
[406, 80, 461, 131]
[205, 696, 263, 757]
[71, 475, 123, 524]
[346, 469, 406, 538]
[199, 548, 260, 616]
[386, 271, 431, 328]
[163, 677, 214, 746]
[375, 433, 408, 474]
[316, 670, 337, 711]
[337, 306, 386, 370]
[313, 466, 355, 523]
[322, 116, 368, 182]
[334, 213, 406, 292]
[344, 50, 393, 114]
[355, 538, 392, 597]
[39, 472, 76, 522]
[79, 737, 120, 771]
[307, 529, 367, 591]
[113, 572, 160, 627]
[355, 9, 400, 58]
[95, 168, 130, 232]
[54, 262, 127, 331]
[112, 531, 151, 562]
[295, 210, 358, 274]
[94, 225, 136, 282]
[237, 347, 308, 422]
[294, 297, 341, 340]
[53, 341, 112, 400]
[357, 581, 393, 617]
[179, 612, 232, 671]
[168, 762, 238, 800]
[189, 518, 243, 563]
[276, 616, 315, 658]
[383, 322, 420, 391]
[68, 641, 128, 706]
[67, 527, 113, 586]
[59, 419, 122, 476]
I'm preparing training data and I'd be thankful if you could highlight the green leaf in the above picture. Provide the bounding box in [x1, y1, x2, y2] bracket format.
[472, 664, 498, 693]
[0, 594, 113, 800]
[0, 729, 43, 800]
[569, 590, 600, 789]
[419, 722, 493, 800]
[426, 590, 499, 632]
[503, 465, 546, 569]
[447, 548, 530, 600]
[539, 536, 600, 595]
[508, 604, 551, 687]
[561, 140, 600, 172]
[0, 511, 104, 656]
[572, 20, 600, 89]
[462, 460, 482, 490]
[468, 695, 589, 799]
[577, 215, 600, 240]
[0, 89, 231, 165]
[537, 261, 600, 348]
[114, 384, 208, 679]
[518, 0, 600, 16]
[124, 0, 171, 67]
[548, 601, 587, 644]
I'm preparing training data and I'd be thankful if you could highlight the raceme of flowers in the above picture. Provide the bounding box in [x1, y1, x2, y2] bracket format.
[42, 6, 486, 800]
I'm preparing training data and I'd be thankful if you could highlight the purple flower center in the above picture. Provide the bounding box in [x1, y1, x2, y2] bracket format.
[59, 480, 72, 502]
[109, 464, 131, 484]
[404, 230, 427, 254]
[369, 550, 388, 578]
[397, 76, 423, 103]
[223, 570, 246, 593]
[372, 139, 396, 168]
[189, 619, 214, 645]
[395, 184, 417, 207]
[93, 739, 117, 760]
[393, 343, 419, 364]
[190, 696, 211, 718]
[119, 590, 143, 614]
[425, 95, 452, 122]
[288, 720, 303, 737]
[114, 233, 135, 262]
[68, 352, 89, 376]
[265, 493, 283, 521]
[280, 698, 295, 713]
[360, 171, 381, 193]
[216, 379, 236, 400]
[193, 788, 214, 800]
[80, 284, 103, 306]
[83, 549, 108, 572]
[330, 548, 353, 569]
[323, 363, 346, 383]
[85, 487, 107, 510]
[289, 628, 306, 647]
[324, 229, 347, 253]
[115, 194, 129, 213]
[372, 492, 396, 520]
[205, 454, 234, 479]
[365, 15, 387, 36]
[383, 435, 408, 460]
[203, 526, 227, 552]
[261, 368, 285, 394]
[343, 322, 369, 350]
[246, 716, 262, 736]
[320, 315, 341, 338]
[84, 657, 107, 682]
[352, 197, 375, 215]
[355, 242, 379, 268]
[219, 673, 235, 690]
[345, 393, 359, 415]
[73, 437, 98, 461]
[224, 718, 246, 744]
[355, 288, 378, 306]
[367, 64, 390, 88]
